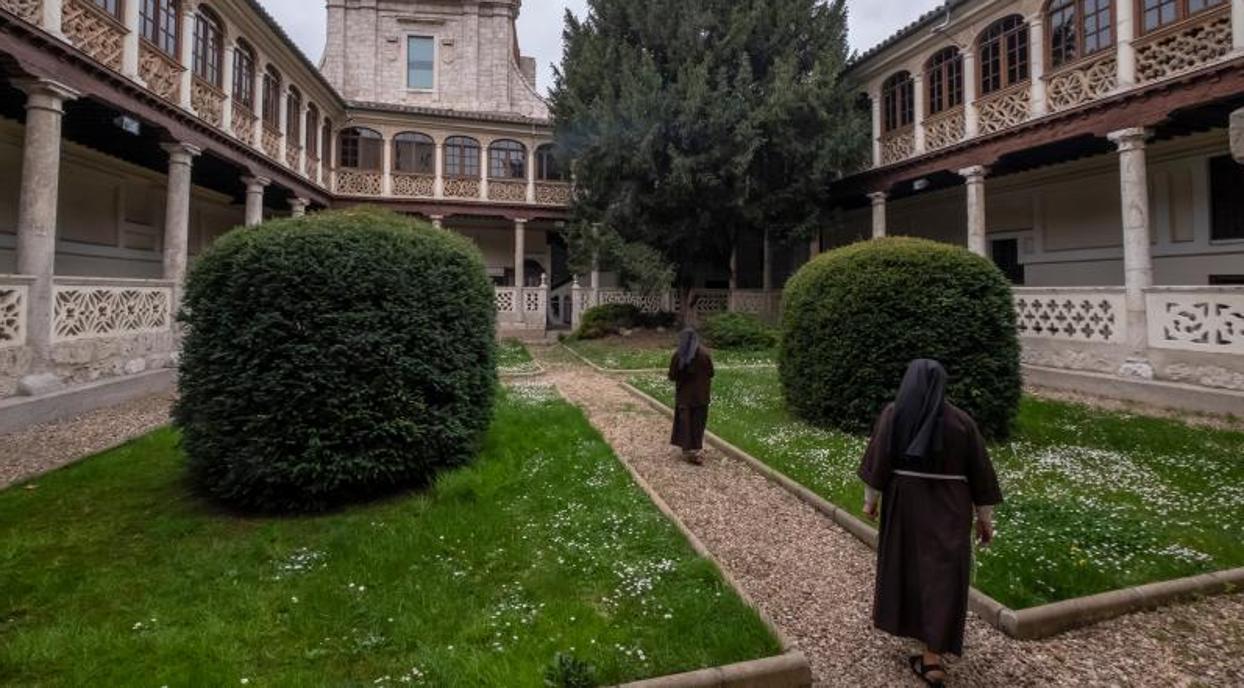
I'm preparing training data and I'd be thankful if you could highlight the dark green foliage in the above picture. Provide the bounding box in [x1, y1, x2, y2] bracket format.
[544, 652, 598, 688]
[701, 312, 777, 351]
[779, 238, 1021, 440]
[174, 208, 497, 512]
[574, 304, 675, 340]
[551, 0, 869, 285]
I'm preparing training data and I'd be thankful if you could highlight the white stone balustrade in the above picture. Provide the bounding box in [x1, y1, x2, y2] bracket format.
[1014, 288, 1128, 344]
[0, 276, 33, 349]
[1146, 287, 1244, 355]
[51, 277, 175, 343]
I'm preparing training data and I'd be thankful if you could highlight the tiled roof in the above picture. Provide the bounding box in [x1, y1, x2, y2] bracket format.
[239, 0, 346, 107]
[346, 101, 553, 127]
[847, 0, 972, 73]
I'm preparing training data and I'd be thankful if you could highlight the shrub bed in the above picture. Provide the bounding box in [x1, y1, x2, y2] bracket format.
[779, 237, 1020, 439]
[175, 208, 497, 512]
[574, 303, 675, 340]
[701, 312, 778, 351]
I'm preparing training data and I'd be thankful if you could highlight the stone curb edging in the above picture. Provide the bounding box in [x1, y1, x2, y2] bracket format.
[619, 381, 1244, 641]
[498, 362, 547, 379]
[560, 342, 777, 376]
[548, 386, 813, 687]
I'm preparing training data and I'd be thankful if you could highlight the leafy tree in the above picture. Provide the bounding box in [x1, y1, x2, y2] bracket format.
[550, 0, 868, 291]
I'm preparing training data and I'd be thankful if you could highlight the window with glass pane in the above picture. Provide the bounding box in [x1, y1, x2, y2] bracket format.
[489, 140, 527, 179]
[91, 0, 121, 17]
[445, 137, 481, 178]
[192, 10, 223, 86]
[881, 73, 914, 132]
[407, 36, 435, 90]
[306, 105, 319, 156]
[339, 128, 383, 170]
[233, 43, 255, 106]
[286, 88, 302, 143]
[1144, 0, 1226, 33]
[262, 66, 281, 128]
[393, 133, 436, 174]
[536, 145, 565, 181]
[979, 16, 1028, 95]
[926, 48, 963, 115]
[141, 0, 179, 56]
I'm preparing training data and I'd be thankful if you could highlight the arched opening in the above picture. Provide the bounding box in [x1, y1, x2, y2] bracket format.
[489, 139, 527, 179]
[261, 64, 282, 129]
[191, 5, 225, 87]
[977, 15, 1029, 96]
[338, 127, 383, 170]
[393, 132, 436, 174]
[881, 71, 915, 132]
[232, 39, 256, 108]
[444, 136, 481, 178]
[535, 144, 566, 181]
[140, 0, 180, 57]
[925, 47, 963, 115]
[1048, 0, 1114, 69]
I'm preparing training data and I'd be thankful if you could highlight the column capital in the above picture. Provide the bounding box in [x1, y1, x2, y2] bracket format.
[1108, 127, 1153, 151]
[867, 191, 888, 204]
[958, 165, 989, 181]
[242, 176, 272, 191]
[161, 142, 202, 161]
[514, 217, 529, 226]
[14, 78, 81, 112]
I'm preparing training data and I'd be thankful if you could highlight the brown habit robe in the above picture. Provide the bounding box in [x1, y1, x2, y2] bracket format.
[858, 402, 1003, 656]
[668, 347, 714, 451]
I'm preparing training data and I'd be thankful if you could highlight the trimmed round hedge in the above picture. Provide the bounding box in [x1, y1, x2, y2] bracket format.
[779, 237, 1021, 440]
[174, 208, 497, 512]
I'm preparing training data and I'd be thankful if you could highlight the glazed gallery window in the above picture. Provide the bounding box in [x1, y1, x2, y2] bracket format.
[1049, 0, 1113, 69]
[407, 36, 435, 90]
[338, 128, 384, 170]
[1142, 0, 1226, 33]
[286, 87, 302, 145]
[489, 140, 527, 179]
[305, 104, 320, 157]
[444, 136, 481, 178]
[881, 72, 914, 132]
[192, 8, 224, 87]
[1210, 155, 1244, 241]
[925, 48, 964, 115]
[536, 145, 566, 181]
[262, 65, 281, 128]
[978, 15, 1029, 95]
[394, 133, 436, 174]
[233, 41, 256, 107]
[90, 0, 121, 17]
[141, 0, 179, 56]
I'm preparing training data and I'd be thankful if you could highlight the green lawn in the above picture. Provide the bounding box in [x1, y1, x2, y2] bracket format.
[565, 335, 775, 371]
[632, 368, 1244, 610]
[0, 385, 778, 687]
[498, 339, 540, 375]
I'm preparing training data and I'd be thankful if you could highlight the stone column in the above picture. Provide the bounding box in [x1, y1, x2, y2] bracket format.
[870, 91, 882, 167]
[1234, 0, 1244, 51]
[514, 218, 527, 289]
[526, 144, 536, 203]
[762, 229, 773, 291]
[868, 191, 887, 239]
[276, 85, 289, 166]
[289, 197, 309, 218]
[220, 36, 235, 133]
[381, 132, 392, 196]
[296, 103, 308, 177]
[1028, 14, 1048, 117]
[242, 176, 270, 227]
[912, 73, 927, 154]
[480, 144, 490, 201]
[429, 214, 444, 229]
[1108, 127, 1155, 361]
[434, 140, 445, 198]
[729, 244, 738, 291]
[15, 79, 79, 372]
[960, 165, 989, 256]
[178, 6, 196, 110]
[121, 0, 142, 81]
[161, 143, 201, 299]
[40, 0, 65, 38]
[1117, 0, 1138, 87]
[962, 49, 980, 138]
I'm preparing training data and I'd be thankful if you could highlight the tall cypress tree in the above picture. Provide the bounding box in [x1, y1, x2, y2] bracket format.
[550, 0, 869, 287]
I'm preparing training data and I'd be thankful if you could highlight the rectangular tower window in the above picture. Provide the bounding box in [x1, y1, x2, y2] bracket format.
[408, 36, 435, 90]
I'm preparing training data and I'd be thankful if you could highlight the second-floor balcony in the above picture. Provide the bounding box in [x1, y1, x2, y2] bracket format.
[867, 0, 1241, 169]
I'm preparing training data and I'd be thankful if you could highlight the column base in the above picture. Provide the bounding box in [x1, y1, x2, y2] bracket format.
[1118, 357, 1155, 380]
[18, 372, 66, 398]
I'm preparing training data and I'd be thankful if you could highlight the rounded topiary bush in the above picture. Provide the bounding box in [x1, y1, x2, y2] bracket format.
[702, 312, 778, 351]
[174, 208, 497, 512]
[574, 303, 643, 340]
[779, 237, 1020, 440]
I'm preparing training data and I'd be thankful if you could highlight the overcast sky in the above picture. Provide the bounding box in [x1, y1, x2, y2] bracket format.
[258, 0, 946, 94]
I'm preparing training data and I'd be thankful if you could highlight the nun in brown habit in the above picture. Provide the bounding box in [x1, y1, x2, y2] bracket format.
[858, 359, 1002, 686]
[668, 328, 714, 465]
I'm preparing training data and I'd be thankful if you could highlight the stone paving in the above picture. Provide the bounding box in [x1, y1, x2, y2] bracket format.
[533, 346, 1244, 687]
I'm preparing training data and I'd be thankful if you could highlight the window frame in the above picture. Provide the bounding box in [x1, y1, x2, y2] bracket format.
[1138, 0, 1227, 35]
[393, 132, 437, 175]
[140, 0, 180, 57]
[924, 47, 964, 116]
[1047, 0, 1116, 71]
[261, 64, 282, 130]
[535, 144, 566, 182]
[191, 6, 225, 88]
[232, 39, 256, 108]
[488, 139, 528, 180]
[88, 0, 123, 19]
[305, 104, 319, 158]
[444, 136, 482, 179]
[286, 86, 302, 146]
[338, 127, 384, 171]
[977, 15, 1031, 97]
[881, 71, 915, 133]
[405, 35, 437, 91]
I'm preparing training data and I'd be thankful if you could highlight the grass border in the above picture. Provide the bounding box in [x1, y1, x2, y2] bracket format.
[620, 381, 1244, 641]
[560, 341, 778, 376]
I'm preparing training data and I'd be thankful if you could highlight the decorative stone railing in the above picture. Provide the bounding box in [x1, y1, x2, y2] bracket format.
[495, 287, 518, 314]
[879, 127, 915, 166]
[52, 277, 174, 343]
[444, 177, 481, 199]
[191, 77, 225, 128]
[488, 179, 528, 203]
[686, 289, 731, 319]
[0, 0, 41, 24]
[232, 104, 256, 145]
[0, 275, 32, 349]
[392, 173, 434, 198]
[977, 83, 1031, 135]
[1146, 287, 1244, 355]
[1046, 54, 1117, 112]
[335, 169, 382, 196]
[1014, 287, 1127, 344]
[523, 286, 547, 319]
[535, 181, 572, 205]
[138, 41, 181, 103]
[284, 142, 301, 170]
[730, 290, 782, 322]
[595, 288, 670, 314]
[924, 107, 965, 151]
[261, 125, 281, 160]
[62, 0, 124, 71]
[1135, 6, 1232, 85]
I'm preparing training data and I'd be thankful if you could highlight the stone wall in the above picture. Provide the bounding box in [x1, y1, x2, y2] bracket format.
[48, 331, 179, 390]
[0, 345, 33, 398]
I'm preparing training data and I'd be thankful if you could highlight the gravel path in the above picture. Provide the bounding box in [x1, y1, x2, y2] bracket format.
[0, 394, 173, 489]
[534, 347, 1244, 687]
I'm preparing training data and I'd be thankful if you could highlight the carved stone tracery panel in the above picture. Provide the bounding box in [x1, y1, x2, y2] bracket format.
[534, 182, 571, 206]
[139, 43, 181, 103]
[488, 180, 528, 203]
[1135, 11, 1232, 84]
[392, 173, 434, 198]
[53, 285, 172, 342]
[1046, 56, 1117, 112]
[879, 128, 915, 166]
[444, 177, 481, 199]
[191, 78, 224, 127]
[0, 0, 41, 24]
[62, 0, 124, 71]
[1148, 290, 1244, 355]
[0, 286, 26, 348]
[1014, 291, 1126, 343]
[924, 108, 965, 151]
[977, 86, 1031, 135]
[335, 170, 383, 196]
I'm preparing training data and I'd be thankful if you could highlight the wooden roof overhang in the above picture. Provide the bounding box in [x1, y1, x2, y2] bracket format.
[833, 55, 1244, 205]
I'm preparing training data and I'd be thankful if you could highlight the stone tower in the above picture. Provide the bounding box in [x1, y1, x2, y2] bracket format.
[321, 0, 548, 118]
